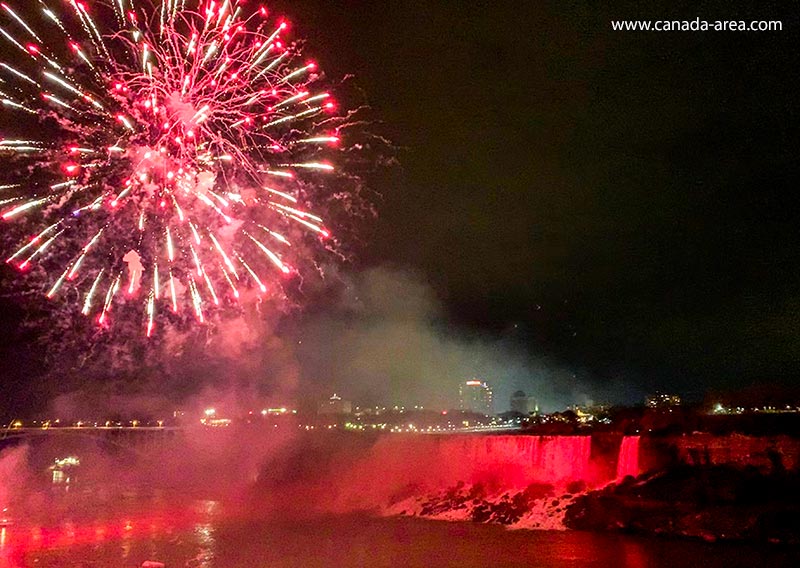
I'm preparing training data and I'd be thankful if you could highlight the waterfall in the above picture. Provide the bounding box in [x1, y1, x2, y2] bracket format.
[451, 435, 594, 485]
[616, 436, 640, 479]
[529, 436, 593, 483]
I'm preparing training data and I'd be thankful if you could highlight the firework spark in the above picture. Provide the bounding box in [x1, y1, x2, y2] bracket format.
[0, 0, 347, 335]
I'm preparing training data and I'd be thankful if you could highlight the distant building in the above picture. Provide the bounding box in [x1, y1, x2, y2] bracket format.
[510, 390, 538, 415]
[568, 403, 611, 424]
[318, 393, 353, 415]
[459, 380, 494, 415]
[646, 393, 681, 409]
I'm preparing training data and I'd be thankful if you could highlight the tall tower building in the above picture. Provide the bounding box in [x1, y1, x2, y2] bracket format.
[459, 380, 494, 415]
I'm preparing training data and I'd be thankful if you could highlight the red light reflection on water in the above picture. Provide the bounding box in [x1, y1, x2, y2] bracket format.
[0, 506, 202, 564]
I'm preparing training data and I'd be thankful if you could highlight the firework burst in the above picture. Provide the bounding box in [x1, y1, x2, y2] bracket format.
[0, 0, 351, 336]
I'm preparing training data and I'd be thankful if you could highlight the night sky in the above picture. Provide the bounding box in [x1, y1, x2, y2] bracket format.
[284, 0, 799, 401]
[1, 1, 799, 415]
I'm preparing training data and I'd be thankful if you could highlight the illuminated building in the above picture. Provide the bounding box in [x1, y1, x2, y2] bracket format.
[318, 393, 353, 415]
[567, 403, 611, 424]
[459, 380, 494, 415]
[510, 390, 538, 415]
[646, 393, 681, 409]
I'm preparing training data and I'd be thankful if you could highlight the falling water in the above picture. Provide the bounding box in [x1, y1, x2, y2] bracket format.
[616, 436, 640, 479]
[445, 436, 595, 486]
[351, 434, 614, 508]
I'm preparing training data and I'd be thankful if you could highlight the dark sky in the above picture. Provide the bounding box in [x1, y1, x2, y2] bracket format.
[1, 1, 799, 414]
[275, 0, 799, 396]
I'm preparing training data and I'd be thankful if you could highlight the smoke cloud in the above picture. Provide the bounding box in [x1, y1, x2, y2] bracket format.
[291, 267, 590, 412]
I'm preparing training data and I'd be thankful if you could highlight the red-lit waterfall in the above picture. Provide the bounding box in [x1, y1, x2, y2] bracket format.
[273, 433, 799, 532]
[435, 435, 595, 486]
[616, 436, 641, 479]
[364, 435, 644, 528]
[432, 435, 644, 487]
[349, 434, 642, 495]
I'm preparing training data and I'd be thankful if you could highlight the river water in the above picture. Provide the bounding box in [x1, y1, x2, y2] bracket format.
[2, 493, 798, 567]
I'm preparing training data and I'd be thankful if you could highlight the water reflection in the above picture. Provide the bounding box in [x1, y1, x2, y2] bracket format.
[621, 539, 649, 568]
[191, 499, 220, 567]
[0, 495, 797, 567]
[121, 518, 133, 560]
[0, 510, 797, 568]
